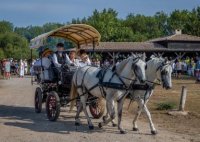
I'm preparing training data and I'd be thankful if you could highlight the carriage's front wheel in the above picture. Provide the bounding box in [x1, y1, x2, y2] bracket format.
[35, 87, 43, 113]
[46, 91, 60, 121]
[89, 98, 105, 119]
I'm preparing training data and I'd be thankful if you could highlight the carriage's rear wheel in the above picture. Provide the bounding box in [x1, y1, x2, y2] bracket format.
[46, 91, 60, 121]
[35, 87, 43, 113]
[89, 98, 105, 119]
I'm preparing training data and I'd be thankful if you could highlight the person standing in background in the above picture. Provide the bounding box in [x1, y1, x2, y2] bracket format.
[175, 60, 182, 78]
[2, 59, 6, 79]
[5, 59, 11, 79]
[191, 58, 195, 76]
[195, 58, 200, 82]
[19, 59, 25, 78]
[24, 59, 28, 74]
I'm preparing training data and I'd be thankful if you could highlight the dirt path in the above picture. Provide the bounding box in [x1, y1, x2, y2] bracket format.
[0, 77, 198, 142]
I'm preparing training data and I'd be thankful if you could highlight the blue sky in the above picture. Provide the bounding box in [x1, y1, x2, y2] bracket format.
[0, 0, 199, 27]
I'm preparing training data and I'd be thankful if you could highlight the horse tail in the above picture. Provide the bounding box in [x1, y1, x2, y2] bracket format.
[69, 79, 78, 111]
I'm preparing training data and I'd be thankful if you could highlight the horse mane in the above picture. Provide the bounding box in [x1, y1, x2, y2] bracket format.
[115, 57, 130, 73]
[147, 57, 164, 72]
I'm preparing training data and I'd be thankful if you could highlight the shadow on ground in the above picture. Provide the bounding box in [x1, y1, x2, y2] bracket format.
[0, 105, 104, 134]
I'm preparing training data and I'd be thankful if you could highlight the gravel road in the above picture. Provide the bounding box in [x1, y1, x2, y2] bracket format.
[0, 77, 196, 142]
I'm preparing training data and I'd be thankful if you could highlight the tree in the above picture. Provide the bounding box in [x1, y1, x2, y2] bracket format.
[0, 32, 29, 59]
[168, 9, 189, 33]
[0, 21, 13, 33]
[184, 7, 200, 36]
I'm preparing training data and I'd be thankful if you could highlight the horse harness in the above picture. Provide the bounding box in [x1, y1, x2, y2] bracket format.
[129, 62, 168, 104]
[75, 67, 134, 100]
[75, 57, 140, 99]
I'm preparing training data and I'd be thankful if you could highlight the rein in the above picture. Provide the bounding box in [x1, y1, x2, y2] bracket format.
[145, 80, 161, 85]
[74, 56, 142, 102]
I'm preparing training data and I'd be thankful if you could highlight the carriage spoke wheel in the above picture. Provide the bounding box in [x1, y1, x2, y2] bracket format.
[89, 98, 105, 119]
[35, 87, 43, 113]
[46, 91, 60, 121]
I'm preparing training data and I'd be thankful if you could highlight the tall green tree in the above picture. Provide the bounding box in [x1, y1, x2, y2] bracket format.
[0, 21, 13, 33]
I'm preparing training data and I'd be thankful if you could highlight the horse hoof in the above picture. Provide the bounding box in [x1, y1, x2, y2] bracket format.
[112, 123, 117, 127]
[133, 127, 139, 131]
[89, 125, 94, 130]
[120, 130, 127, 134]
[75, 122, 80, 126]
[98, 123, 102, 128]
[151, 130, 157, 135]
[102, 116, 107, 122]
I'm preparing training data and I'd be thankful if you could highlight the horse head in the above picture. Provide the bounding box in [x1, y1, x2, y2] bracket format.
[157, 58, 173, 90]
[131, 54, 146, 83]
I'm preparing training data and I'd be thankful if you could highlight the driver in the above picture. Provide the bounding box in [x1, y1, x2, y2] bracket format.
[52, 43, 72, 68]
[52, 43, 72, 79]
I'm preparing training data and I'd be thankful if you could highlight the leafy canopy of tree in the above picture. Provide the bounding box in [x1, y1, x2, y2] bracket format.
[0, 6, 200, 59]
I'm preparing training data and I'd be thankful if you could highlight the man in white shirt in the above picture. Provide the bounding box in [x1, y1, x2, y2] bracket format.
[52, 43, 72, 68]
[51, 43, 74, 80]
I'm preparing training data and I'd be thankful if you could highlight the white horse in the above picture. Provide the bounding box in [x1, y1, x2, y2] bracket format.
[129, 55, 173, 135]
[70, 54, 146, 133]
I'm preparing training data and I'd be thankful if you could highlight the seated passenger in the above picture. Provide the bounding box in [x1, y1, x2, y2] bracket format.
[78, 49, 91, 67]
[34, 48, 52, 69]
[69, 49, 79, 66]
[33, 48, 53, 81]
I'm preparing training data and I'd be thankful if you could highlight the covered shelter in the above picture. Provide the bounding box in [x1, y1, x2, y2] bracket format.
[84, 30, 200, 62]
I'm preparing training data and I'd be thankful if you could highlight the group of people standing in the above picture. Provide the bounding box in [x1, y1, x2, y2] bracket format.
[172, 56, 200, 81]
[0, 59, 28, 79]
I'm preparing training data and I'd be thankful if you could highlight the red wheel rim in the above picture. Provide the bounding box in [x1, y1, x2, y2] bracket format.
[48, 96, 57, 118]
[89, 101, 104, 118]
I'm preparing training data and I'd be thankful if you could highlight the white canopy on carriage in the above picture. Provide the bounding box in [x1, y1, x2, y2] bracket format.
[29, 24, 101, 49]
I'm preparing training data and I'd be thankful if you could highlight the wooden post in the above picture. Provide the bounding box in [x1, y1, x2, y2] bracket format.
[179, 86, 187, 111]
[112, 52, 115, 65]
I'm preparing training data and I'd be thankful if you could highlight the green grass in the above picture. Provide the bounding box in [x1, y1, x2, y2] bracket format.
[156, 102, 177, 110]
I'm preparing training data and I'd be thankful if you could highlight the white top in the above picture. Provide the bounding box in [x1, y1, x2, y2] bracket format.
[78, 58, 91, 67]
[70, 58, 80, 67]
[52, 52, 72, 68]
[34, 57, 51, 69]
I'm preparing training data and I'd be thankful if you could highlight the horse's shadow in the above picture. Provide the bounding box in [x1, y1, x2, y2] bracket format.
[0, 105, 104, 134]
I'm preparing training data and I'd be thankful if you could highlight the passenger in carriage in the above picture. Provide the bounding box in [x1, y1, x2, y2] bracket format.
[78, 49, 91, 67]
[69, 49, 79, 66]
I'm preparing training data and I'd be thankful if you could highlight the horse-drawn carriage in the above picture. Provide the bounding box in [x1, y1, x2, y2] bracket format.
[30, 24, 105, 121]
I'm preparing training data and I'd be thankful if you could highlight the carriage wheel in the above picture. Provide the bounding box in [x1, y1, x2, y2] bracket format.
[35, 87, 43, 113]
[89, 98, 105, 119]
[46, 91, 60, 121]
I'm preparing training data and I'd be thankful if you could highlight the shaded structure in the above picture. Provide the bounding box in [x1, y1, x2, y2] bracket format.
[85, 30, 200, 62]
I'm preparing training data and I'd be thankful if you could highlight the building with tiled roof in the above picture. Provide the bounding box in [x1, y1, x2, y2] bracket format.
[84, 30, 200, 61]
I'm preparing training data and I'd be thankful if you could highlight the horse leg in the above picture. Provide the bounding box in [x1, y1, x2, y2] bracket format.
[143, 104, 157, 135]
[99, 99, 115, 128]
[132, 99, 143, 131]
[117, 97, 126, 134]
[75, 101, 83, 126]
[103, 105, 117, 127]
[102, 104, 109, 122]
[80, 95, 94, 130]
